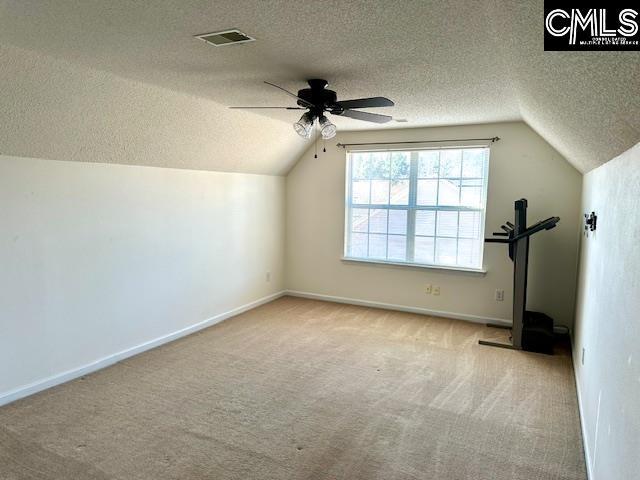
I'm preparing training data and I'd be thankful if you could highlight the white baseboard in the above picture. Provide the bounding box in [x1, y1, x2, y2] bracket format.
[285, 290, 512, 326]
[0, 290, 286, 407]
[285, 290, 569, 335]
[572, 351, 593, 480]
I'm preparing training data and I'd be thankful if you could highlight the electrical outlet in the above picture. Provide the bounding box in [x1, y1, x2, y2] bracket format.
[266, 271, 271, 282]
[425, 284, 432, 294]
[495, 289, 505, 302]
[432, 286, 440, 296]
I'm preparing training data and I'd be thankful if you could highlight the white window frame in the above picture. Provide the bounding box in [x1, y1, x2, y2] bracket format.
[343, 146, 490, 273]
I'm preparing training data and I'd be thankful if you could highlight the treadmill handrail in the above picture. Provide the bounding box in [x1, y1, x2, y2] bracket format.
[485, 217, 560, 244]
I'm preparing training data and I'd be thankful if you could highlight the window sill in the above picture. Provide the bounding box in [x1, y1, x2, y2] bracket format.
[341, 257, 487, 275]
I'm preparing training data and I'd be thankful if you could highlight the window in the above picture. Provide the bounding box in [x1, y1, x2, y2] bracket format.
[344, 147, 489, 270]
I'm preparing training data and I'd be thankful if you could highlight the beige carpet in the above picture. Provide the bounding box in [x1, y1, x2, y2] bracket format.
[0, 296, 586, 480]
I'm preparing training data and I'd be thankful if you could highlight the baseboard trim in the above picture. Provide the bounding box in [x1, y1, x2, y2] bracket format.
[572, 350, 593, 480]
[285, 290, 512, 326]
[285, 290, 569, 335]
[0, 290, 286, 407]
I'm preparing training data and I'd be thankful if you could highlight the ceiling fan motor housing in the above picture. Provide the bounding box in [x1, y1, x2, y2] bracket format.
[296, 79, 342, 116]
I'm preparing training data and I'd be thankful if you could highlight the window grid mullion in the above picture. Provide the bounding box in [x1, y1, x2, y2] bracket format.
[366, 180, 372, 257]
[351, 204, 481, 212]
[406, 152, 418, 262]
[366, 207, 371, 257]
[386, 154, 391, 259]
[455, 157, 463, 265]
[433, 151, 441, 262]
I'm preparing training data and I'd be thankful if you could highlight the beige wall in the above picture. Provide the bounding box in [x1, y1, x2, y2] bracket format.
[286, 122, 582, 328]
[573, 143, 640, 479]
[0, 155, 285, 402]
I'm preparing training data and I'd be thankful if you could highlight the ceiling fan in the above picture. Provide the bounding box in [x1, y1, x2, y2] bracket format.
[229, 79, 394, 139]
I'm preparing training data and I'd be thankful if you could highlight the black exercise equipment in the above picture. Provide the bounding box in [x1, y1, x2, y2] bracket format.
[480, 199, 560, 354]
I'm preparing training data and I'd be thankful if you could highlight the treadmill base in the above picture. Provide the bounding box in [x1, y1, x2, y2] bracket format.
[478, 340, 520, 350]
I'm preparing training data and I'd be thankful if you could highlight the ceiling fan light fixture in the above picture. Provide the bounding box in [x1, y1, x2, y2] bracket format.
[293, 112, 314, 138]
[319, 115, 337, 139]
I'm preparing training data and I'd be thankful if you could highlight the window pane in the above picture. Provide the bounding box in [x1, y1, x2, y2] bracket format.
[460, 178, 483, 208]
[414, 236, 435, 264]
[460, 186, 482, 208]
[368, 152, 391, 179]
[369, 209, 388, 234]
[390, 179, 409, 205]
[462, 149, 485, 178]
[388, 210, 407, 235]
[418, 151, 439, 178]
[371, 180, 390, 204]
[458, 211, 481, 238]
[351, 152, 390, 179]
[349, 233, 368, 257]
[390, 152, 410, 179]
[415, 210, 436, 236]
[436, 211, 458, 237]
[437, 179, 460, 206]
[369, 234, 387, 258]
[435, 237, 457, 265]
[388, 235, 407, 261]
[352, 180, 370, 204]
[417, 179, 438, 205]
[440, 149, 462, 177]
[457, 238, 481, 267]
[351, 153, 369, 179]
[351, 208, 369, 233]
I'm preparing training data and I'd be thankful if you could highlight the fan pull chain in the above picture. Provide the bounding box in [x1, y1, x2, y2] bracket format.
[314, 123, 318, 158]
[323, 137, 326, 153]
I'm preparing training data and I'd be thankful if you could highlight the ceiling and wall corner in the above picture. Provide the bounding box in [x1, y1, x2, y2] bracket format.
[0, 1, 637, 174]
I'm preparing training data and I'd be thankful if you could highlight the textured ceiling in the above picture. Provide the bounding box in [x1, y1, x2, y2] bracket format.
[0, 43, 309, 175]
[486, 1, 640, 172]
[0, 0, 638, 173]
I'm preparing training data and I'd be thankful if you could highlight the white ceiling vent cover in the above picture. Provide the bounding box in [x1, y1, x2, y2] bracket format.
[195, 29, 255, 46]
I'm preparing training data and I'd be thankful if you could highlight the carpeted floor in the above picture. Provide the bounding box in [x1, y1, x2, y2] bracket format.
[0, 296, 586, 480]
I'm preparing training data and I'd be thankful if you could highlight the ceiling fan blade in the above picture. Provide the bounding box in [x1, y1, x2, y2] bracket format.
[335, 109, 393, 124]
[264, 81, 315, 108]
[229, 106, 305, 110]
[335, 97, 395, 109]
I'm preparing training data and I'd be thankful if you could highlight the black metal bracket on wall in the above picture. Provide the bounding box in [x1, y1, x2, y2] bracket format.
[584, 212, 597, 232]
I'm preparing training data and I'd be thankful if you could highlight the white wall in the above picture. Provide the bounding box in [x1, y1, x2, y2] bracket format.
[0, 42, 289, 404]
[573, 143, 640, 479]
[286, 122, 582, 328]
[0, 155, 285, 402]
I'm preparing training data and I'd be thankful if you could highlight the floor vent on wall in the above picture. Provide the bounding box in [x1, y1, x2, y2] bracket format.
[194, 29, 255, 46]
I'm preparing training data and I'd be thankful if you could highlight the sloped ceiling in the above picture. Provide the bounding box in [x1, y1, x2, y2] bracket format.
[0, 0, 637, 173]
[487, 1, 640, 172]
[0, 43, 309, 175]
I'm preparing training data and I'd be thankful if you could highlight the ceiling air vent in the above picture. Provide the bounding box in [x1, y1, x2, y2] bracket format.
[195, 29, 255, 47]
